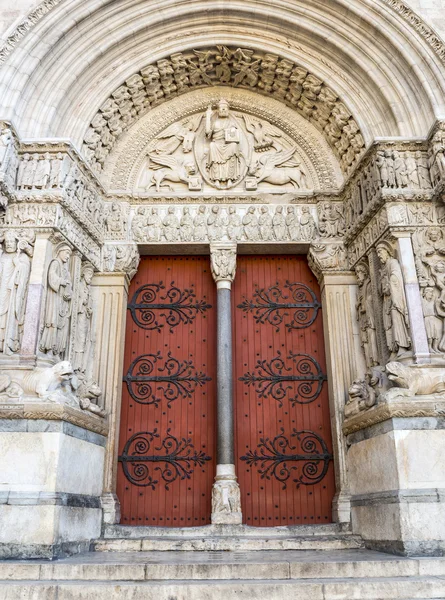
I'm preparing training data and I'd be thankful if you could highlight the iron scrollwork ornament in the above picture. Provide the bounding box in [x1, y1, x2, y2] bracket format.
[239, 351, 327, 406]
[128, 281, 212, 332]
[124, 351, 211, 407]
[237, 281, 321, 331]
[241, 428, 332, 489]
[118, 429, 211, 489]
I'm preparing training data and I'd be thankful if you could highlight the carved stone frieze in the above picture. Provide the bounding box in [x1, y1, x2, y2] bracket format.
[348, 207, 389, 267]
[344, 142, 433, 240]
[0, 122, 19, 201]
[412, 225, 445, 354]
[2, 203, 59, 228]
[84, 47, 365, 177]
[128, 203, 323, 244]
[57, 210, 101, 269]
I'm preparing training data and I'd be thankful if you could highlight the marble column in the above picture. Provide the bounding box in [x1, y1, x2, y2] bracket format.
[395, 234, 430, 365]
[210, 243, 242, 525]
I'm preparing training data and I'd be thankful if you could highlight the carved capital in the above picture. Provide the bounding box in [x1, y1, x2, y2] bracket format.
[102, 243, 140, 281]
[308, 242, 349, 282]
[210, 243, 237, 288]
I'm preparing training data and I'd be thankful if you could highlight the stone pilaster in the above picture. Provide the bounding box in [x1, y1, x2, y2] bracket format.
[92, 272, 130, 525]
[210, 243, 242, 525]
[319, 272, 366, 524]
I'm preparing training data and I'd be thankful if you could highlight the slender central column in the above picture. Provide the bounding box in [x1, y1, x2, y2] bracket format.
[210, 243, 242, 525]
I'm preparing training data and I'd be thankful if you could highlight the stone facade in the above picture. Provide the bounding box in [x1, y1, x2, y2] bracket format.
[0, 0, 445, 563]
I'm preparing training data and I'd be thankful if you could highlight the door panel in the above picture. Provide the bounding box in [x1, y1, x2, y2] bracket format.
[117, 256, 216, 526]
[233, 255, 335, 526]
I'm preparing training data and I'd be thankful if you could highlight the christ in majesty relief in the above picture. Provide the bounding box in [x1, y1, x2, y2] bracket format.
[205, 99, 242, 188]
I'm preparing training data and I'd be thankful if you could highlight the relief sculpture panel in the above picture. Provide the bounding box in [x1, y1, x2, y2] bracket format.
[134, 98, 312, 194]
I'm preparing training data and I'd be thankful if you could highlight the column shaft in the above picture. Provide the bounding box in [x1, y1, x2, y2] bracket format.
[216, 286, 234, 466]
[396, 236, 430, 364]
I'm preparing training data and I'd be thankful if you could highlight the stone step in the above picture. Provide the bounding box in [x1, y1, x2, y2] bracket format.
[1, 576, 445, 600]
[2, 550, 445, 581]
[97, 523, 364, 551]
[94, 534, 364, 552]
[103, 523, 346, 538]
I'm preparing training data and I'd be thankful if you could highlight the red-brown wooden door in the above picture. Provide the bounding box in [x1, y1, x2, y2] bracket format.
[117, 256, 216, 526]
[233, 255, 335, 526]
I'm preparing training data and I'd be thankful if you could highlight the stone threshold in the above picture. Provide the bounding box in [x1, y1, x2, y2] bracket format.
[103, 522, 350, 539]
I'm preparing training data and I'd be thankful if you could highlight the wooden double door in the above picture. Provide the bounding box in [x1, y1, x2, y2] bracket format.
[117, 255, 335, 526]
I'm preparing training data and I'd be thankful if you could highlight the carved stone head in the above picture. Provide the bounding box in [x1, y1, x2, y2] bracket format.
[217, 98, 230, 118]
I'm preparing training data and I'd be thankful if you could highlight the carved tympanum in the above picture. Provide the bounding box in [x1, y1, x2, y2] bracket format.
[136, 98, 311, 193]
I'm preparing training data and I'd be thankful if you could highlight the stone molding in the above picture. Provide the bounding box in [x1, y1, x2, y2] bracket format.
[343, 396, 445, 436]
[351, 488, 445, 507]
[0, 403, 109, 436]
[0, 491, 101, 509]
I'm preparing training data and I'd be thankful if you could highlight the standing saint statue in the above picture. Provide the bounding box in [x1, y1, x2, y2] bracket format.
[376, 241, 411, 358]
[205, 99, 243, 188]
[0, 231, 34, 355]
[355, 261, 379, 368]
[40, 244, 73, 358]
[73, 263, 94, 373]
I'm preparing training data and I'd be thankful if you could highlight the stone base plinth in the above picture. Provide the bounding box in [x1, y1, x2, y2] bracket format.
[211, 464, 243, 525]
[346, 404, 445, 556]
[0, 416, 106, 558]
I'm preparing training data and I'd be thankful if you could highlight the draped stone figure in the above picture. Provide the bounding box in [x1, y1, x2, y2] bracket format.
[227, 206, 242, 241]
[355, 261, 379, 368]
[180, 207, 194, 242]
[40, 244, 73, 358]
[205, 99, 242, 188]
[258, 206, 273, 241]
[193, 206, 207, 241]
[73, 263, 94, 373]
[0, 231, 34, 355]
[376, 242, 411, 357]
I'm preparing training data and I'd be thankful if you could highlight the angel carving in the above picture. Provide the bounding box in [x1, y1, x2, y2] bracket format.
[248, 146, 309, 189]
[148, 154, 197, 192]
[188, 50, 214, 86]
[151, 115, 202, 156]
[232, 48, 260, 87]
[215, 46, 233, 83]
[243, 115, 282, 152]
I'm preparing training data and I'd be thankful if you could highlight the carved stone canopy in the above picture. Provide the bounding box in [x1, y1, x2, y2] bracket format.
[107, 87, 343, 193]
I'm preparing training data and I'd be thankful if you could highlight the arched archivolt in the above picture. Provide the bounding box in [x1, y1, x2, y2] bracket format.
[86, 46, 365, 179]
[0, 0, 444, 164]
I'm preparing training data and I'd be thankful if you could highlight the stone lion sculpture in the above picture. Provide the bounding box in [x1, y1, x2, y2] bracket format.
[22, 361, 79, 405]
[386, 361, 445, 397]
[345, 379, 377, 418]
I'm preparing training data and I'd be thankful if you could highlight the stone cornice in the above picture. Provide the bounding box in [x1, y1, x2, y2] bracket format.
[0, 402, 109, 436]
[343, 396, 445, 436]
